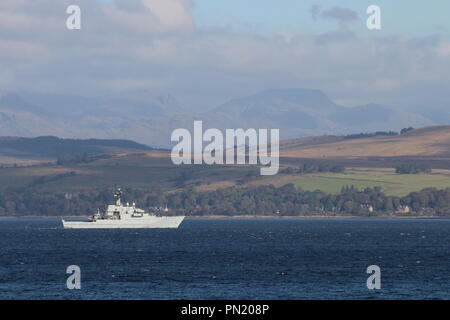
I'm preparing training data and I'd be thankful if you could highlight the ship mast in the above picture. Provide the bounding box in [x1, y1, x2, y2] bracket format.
[114, 188, 122, 206]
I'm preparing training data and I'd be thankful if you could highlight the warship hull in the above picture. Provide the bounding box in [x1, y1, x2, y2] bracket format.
[62, 216, 185, 229]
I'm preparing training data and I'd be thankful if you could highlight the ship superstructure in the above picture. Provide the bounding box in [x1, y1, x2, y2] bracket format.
[62, 188, 184, 229]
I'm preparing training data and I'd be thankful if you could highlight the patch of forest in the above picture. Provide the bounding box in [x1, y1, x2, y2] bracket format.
[1, 183, 449, 217]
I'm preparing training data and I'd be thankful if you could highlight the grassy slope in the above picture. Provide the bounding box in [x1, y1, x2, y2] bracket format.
[281, 125, 450, 159]
[292, 169, 450, 196]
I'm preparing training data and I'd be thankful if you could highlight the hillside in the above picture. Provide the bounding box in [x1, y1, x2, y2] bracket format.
[3, 126, 450, 216]
[2, 125, 450, 198]
[280, 125, 450, 168]
[0, 150, 259, 193]
[0, 136, 154, 166]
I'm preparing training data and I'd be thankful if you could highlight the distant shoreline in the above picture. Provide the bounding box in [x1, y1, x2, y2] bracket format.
[190, 215, 450, 219]
[0, 215, 449, 220]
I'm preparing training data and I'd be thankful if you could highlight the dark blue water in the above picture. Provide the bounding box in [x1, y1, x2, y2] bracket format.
[0, 218, 449, 299]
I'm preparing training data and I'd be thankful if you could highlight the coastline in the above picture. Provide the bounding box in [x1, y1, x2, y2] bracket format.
[0, 214, 448, 220]
[188, 214, 449, 219]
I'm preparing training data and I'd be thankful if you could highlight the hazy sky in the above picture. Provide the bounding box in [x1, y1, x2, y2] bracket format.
[193, 0, 450, 37]
[1, 0, 449, 110]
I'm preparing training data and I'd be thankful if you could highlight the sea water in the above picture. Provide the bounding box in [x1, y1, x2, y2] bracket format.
[0, 218, 449, 299]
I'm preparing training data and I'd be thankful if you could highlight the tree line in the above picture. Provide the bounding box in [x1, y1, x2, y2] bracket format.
[280, 162, 345, 174]
[1, 183, 450, 217]
[395, 163, 432, 174]
[344, 127, 414, 140]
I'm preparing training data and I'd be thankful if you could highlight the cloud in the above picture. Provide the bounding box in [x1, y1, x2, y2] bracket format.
[0, 0, 448, 110]
[436, 41, 450, 56]
[0, 39, 50, 60]
[311, 6, 358, 23]
[322, 7, 358, 22]
[0, 0, 194, 35]
[102, 0, 194, 35]
[141, 0, 194, 32]
[311, 5, 321, 20]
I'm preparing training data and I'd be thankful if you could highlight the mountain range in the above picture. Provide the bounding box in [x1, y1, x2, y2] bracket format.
[0, 88, 439, 147]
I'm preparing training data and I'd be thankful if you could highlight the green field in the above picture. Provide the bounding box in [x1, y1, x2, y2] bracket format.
[293, 169, 450, 196]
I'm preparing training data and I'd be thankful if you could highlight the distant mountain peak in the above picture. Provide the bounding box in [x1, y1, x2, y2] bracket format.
[0, 88, 437, 147]
[225, 88, 337, 110]
[259, 87, 329, 98]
